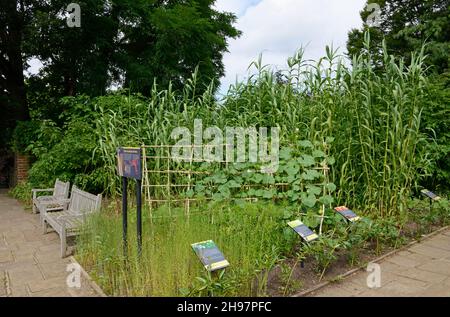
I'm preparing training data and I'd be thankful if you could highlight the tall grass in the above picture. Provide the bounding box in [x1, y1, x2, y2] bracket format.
[77, 201, 297, 296]
[94, 35, 431, 218]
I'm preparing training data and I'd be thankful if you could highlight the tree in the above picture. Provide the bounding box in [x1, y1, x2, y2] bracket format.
[111, 0, 241, 94]
[26, 0, 240, 99]
[0, 0, 33, 147]
[1, 0, 240, 145]
[347, 0, 450, 74]
[25, 0, 120, 97]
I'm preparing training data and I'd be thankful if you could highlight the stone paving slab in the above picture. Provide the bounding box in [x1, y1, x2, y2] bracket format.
[311, 229, 450, 297]
[0, 190, 100, 297]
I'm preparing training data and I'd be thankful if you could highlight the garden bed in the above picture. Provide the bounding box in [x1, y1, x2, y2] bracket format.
[76, 197, 449, 297]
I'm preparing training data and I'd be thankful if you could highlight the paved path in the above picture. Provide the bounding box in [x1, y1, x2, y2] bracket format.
[0, 190, 99, 297]
[311, 229, 450, 297]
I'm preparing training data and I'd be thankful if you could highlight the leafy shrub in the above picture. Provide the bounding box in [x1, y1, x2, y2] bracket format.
[420, 73, 450, 191]
[27, 120, 99, 191]
[11, 121, 40, 154]
[9, 182, 32, 208]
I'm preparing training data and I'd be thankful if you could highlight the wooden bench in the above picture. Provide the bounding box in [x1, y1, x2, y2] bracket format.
[41, 185, 102, 258]
[32, 179, 70, 214]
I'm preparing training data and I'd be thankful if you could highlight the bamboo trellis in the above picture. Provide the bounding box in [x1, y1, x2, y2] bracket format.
[141, 144, 330, 221]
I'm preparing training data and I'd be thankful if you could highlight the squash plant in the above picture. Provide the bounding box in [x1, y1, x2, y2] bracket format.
[186, 139, 337, 222]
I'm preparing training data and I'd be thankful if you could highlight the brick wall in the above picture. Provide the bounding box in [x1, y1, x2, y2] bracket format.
[14, 153, 30, 185]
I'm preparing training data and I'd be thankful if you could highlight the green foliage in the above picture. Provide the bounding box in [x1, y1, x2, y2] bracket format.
[27, 120, 99, 190]
[11, 121, 40, 154]
[16, 36, 446, 219]
[347, 0, 450, 74]
[304, 232, 342, 276]
[8, 182, 32, 208]
[182, 270, 240, 297]
[24, 0, 241, 99]
[77, 196, 450, 296]
[191, 141, 336, 208]
[348, 2, 450, 192]
[420, 73, 450, 190]
[408, 197, 450, 234]
[77, 201, 293, 296]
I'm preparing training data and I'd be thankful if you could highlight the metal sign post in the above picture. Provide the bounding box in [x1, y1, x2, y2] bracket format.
[117, 147, 143, 259]
[136, 178, 142, 256]
[122, 177, 128, 256]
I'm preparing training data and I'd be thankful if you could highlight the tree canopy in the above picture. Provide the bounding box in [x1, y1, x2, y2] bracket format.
[347, 0, 449, 74]
[1, 0, 240, 147]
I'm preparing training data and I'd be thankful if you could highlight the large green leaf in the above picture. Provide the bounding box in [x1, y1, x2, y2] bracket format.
[326, 156, 336, 165]
[298, 155, 315, 167]
[226, 179, 242, 188]
[262, 174, 276, 185]
[262, 189, 276, 199]
[302, 194, 317, 208]
[325, 183, 337, 193]
[301, 169, 322, 180]
[312, 150, 326, 158]
[318, 195, 334, 205]
[306, 185, 322, 196]
[299, 140, 314, 148]
[279, 147, 293, 160]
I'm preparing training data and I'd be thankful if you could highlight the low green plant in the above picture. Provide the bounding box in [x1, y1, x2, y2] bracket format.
[279, 251, 305, 296]
[303, 232, 342, 280]
[9, 182, 32, 208]
[182, 270, 238, 297]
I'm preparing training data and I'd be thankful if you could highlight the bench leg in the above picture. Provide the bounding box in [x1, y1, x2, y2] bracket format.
[42, 218, 48, 234]
[60, 228, 67, 258]
[32, 202, 36, 214]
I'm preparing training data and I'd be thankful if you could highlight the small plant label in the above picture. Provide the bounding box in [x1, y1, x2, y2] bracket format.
[334, 206, 360, 222]
[191, 240, 229, 272]
[287, 220, 318, 242]
[421, 189, 441, 201]
[117, 147, 142, 180]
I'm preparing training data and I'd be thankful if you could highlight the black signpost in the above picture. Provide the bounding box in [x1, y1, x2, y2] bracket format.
[117, 147, 143, 258]
[122, 177, 128, 255]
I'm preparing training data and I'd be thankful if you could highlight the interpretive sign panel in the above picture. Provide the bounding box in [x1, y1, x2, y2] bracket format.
[287, 220, 318, 242]
[191, 240, 230, 272]
[421, 189, 441, 201]
[117, 147, 142, 180]
[334, 206, 360, 222]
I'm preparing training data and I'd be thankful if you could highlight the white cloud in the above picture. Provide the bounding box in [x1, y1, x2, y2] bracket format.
[216, 0, 367, 95]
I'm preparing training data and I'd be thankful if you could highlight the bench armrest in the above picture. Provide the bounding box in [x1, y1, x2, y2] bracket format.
[59, 198, 71, 205]
[39, 198, 70, 212]
[40, 199, 70, 216]
[32, 188, 54, 199]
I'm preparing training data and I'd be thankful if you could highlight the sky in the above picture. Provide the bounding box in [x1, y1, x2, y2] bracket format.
[214, 0, 367, 95]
